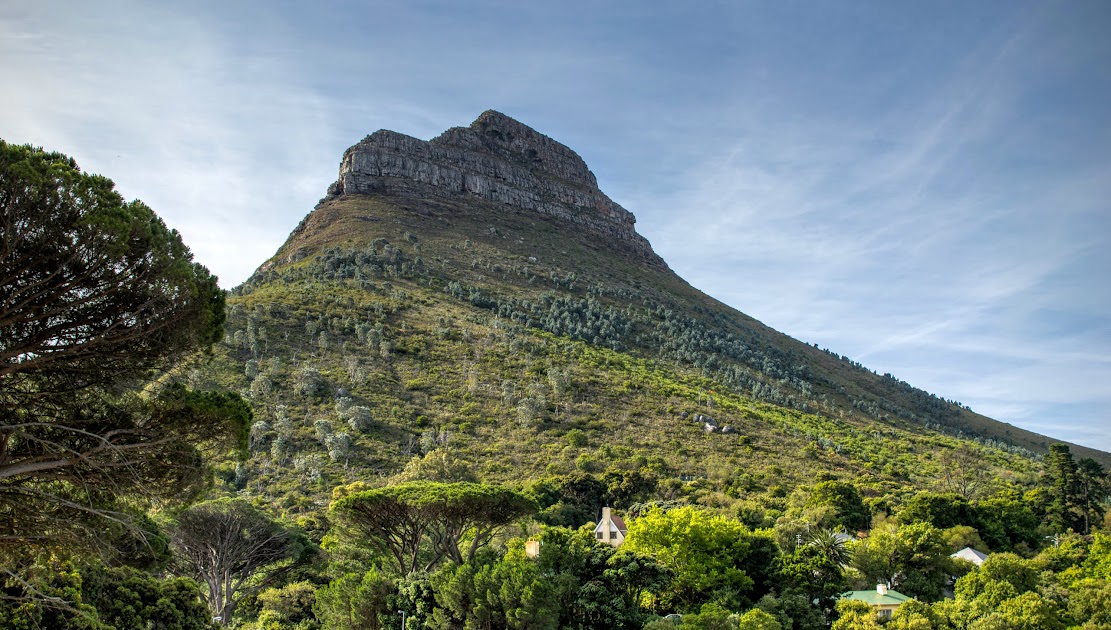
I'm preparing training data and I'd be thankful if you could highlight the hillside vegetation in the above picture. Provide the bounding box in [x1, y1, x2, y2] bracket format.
[188, 191, 1082, 515]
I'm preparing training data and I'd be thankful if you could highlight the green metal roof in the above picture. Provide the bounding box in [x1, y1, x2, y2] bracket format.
[840, 589, 912, 606]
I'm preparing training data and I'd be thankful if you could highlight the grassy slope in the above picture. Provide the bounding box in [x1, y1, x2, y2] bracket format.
[275, 193, 1108, 466]
[189, 192, 1105, 516]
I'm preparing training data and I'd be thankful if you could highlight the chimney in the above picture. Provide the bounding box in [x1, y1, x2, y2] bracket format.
[525, 540, 541, 558]
[602, 507, 611, 522]
[877, 584, 888, 595]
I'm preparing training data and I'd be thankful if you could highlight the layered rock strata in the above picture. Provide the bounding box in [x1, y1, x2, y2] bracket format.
[325, 110, 658, 259]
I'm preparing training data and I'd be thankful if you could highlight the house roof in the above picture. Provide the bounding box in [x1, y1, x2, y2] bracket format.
[610, 513, 627, 533]
[950, 547, 988, 566]
[593, 511, 628, 534]
[840, 590, 911, 606]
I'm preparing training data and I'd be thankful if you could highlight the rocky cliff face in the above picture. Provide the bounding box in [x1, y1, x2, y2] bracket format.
[324, 110, 659, 260]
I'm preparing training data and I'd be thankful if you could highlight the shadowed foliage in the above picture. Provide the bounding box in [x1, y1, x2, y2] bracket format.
[0, 140, 245, 560]
[331, 481, 536, 575]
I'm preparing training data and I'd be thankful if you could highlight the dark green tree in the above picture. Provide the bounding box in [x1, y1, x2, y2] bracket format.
[0, 141, 245, 616]
[1043, 444, 1082, 533]
[0, 140, 225, 402]
[330, 481, 535, 575]
[531, 473, 608, 527]
[1076, 457, 1108, 534]
[804, 481, 870, 532]
[755, 591, 828, 630]
[79, 562, 212, 630]
[313, 568, 394, 630]
[603, 469, 658, 509]
[773, 543, 847, 608]
[974, 490, 1041, 552]
[1040, 449, 1109, 536]
[899, 492, 975, 529]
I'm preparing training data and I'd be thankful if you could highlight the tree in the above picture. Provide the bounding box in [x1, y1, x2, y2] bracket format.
[973, 490, 1040, 552]
[736, 608, 783, 630]
[1076, 457, 1108, 534]
[78, 562, 212, 630]
[603, 468, 659, 509]
[1081, 532, 1111, 581]
[938, 447, 990, 499]
[899, 492, 975, 530]
[0, 557, 100, 629]
[429, 528, 668, 630]
[808, 528, 852, 566]
[849, 522, 952, 602]
[954, 553, 1038, 602]
[243, 581, 318, 630]
[755, 592, 828, 630]
[0, 140, 225, 401]
[395, 448, 478, 483]
[623, 505, 777, 612]
[1064, 577, 1111, 629]
[314, 569, 394, 630]
[330, 481, 536, 575]
[774, 543, 847, 608]
[531, 472, 608, 527]
[168, 498, 302, 624]
[886, 599, 941, 630]
[0, 141, 244, 564]
[804, 481, 870, 532]
[1043, 444, 1083, 533]
[976, 591, 1063, 630]
[675, 602, 738, 629]
[831, 599, 881, 630]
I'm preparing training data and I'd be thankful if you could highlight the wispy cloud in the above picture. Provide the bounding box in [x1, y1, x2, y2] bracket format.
[632, 3, 1111, 450]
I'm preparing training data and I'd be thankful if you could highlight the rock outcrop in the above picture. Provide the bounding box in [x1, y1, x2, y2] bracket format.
[325, 110, 657, 259]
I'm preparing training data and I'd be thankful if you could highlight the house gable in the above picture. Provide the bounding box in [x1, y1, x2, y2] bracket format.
[593, 506, 627, 547]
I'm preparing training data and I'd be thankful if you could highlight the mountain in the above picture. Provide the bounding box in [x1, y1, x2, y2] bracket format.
[198, 110, 1109, 512]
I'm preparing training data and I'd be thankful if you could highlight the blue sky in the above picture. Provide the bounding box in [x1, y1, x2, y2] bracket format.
[3, 1, 1109, 452]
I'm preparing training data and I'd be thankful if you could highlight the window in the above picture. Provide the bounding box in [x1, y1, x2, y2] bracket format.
[610, 531, 618, 539]
[595, 532, 603, 540]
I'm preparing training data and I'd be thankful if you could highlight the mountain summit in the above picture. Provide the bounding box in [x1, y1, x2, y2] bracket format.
[323, 110, 660, 263]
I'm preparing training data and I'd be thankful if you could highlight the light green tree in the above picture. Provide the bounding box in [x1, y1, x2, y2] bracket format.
[624, 505, 777, 612]
[831, 599, 881, 630]
[850, 522, 952, 601]
[736, 608, 783, 630]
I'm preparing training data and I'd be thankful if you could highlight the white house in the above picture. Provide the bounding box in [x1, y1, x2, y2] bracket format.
[594, 507, 627, 547]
